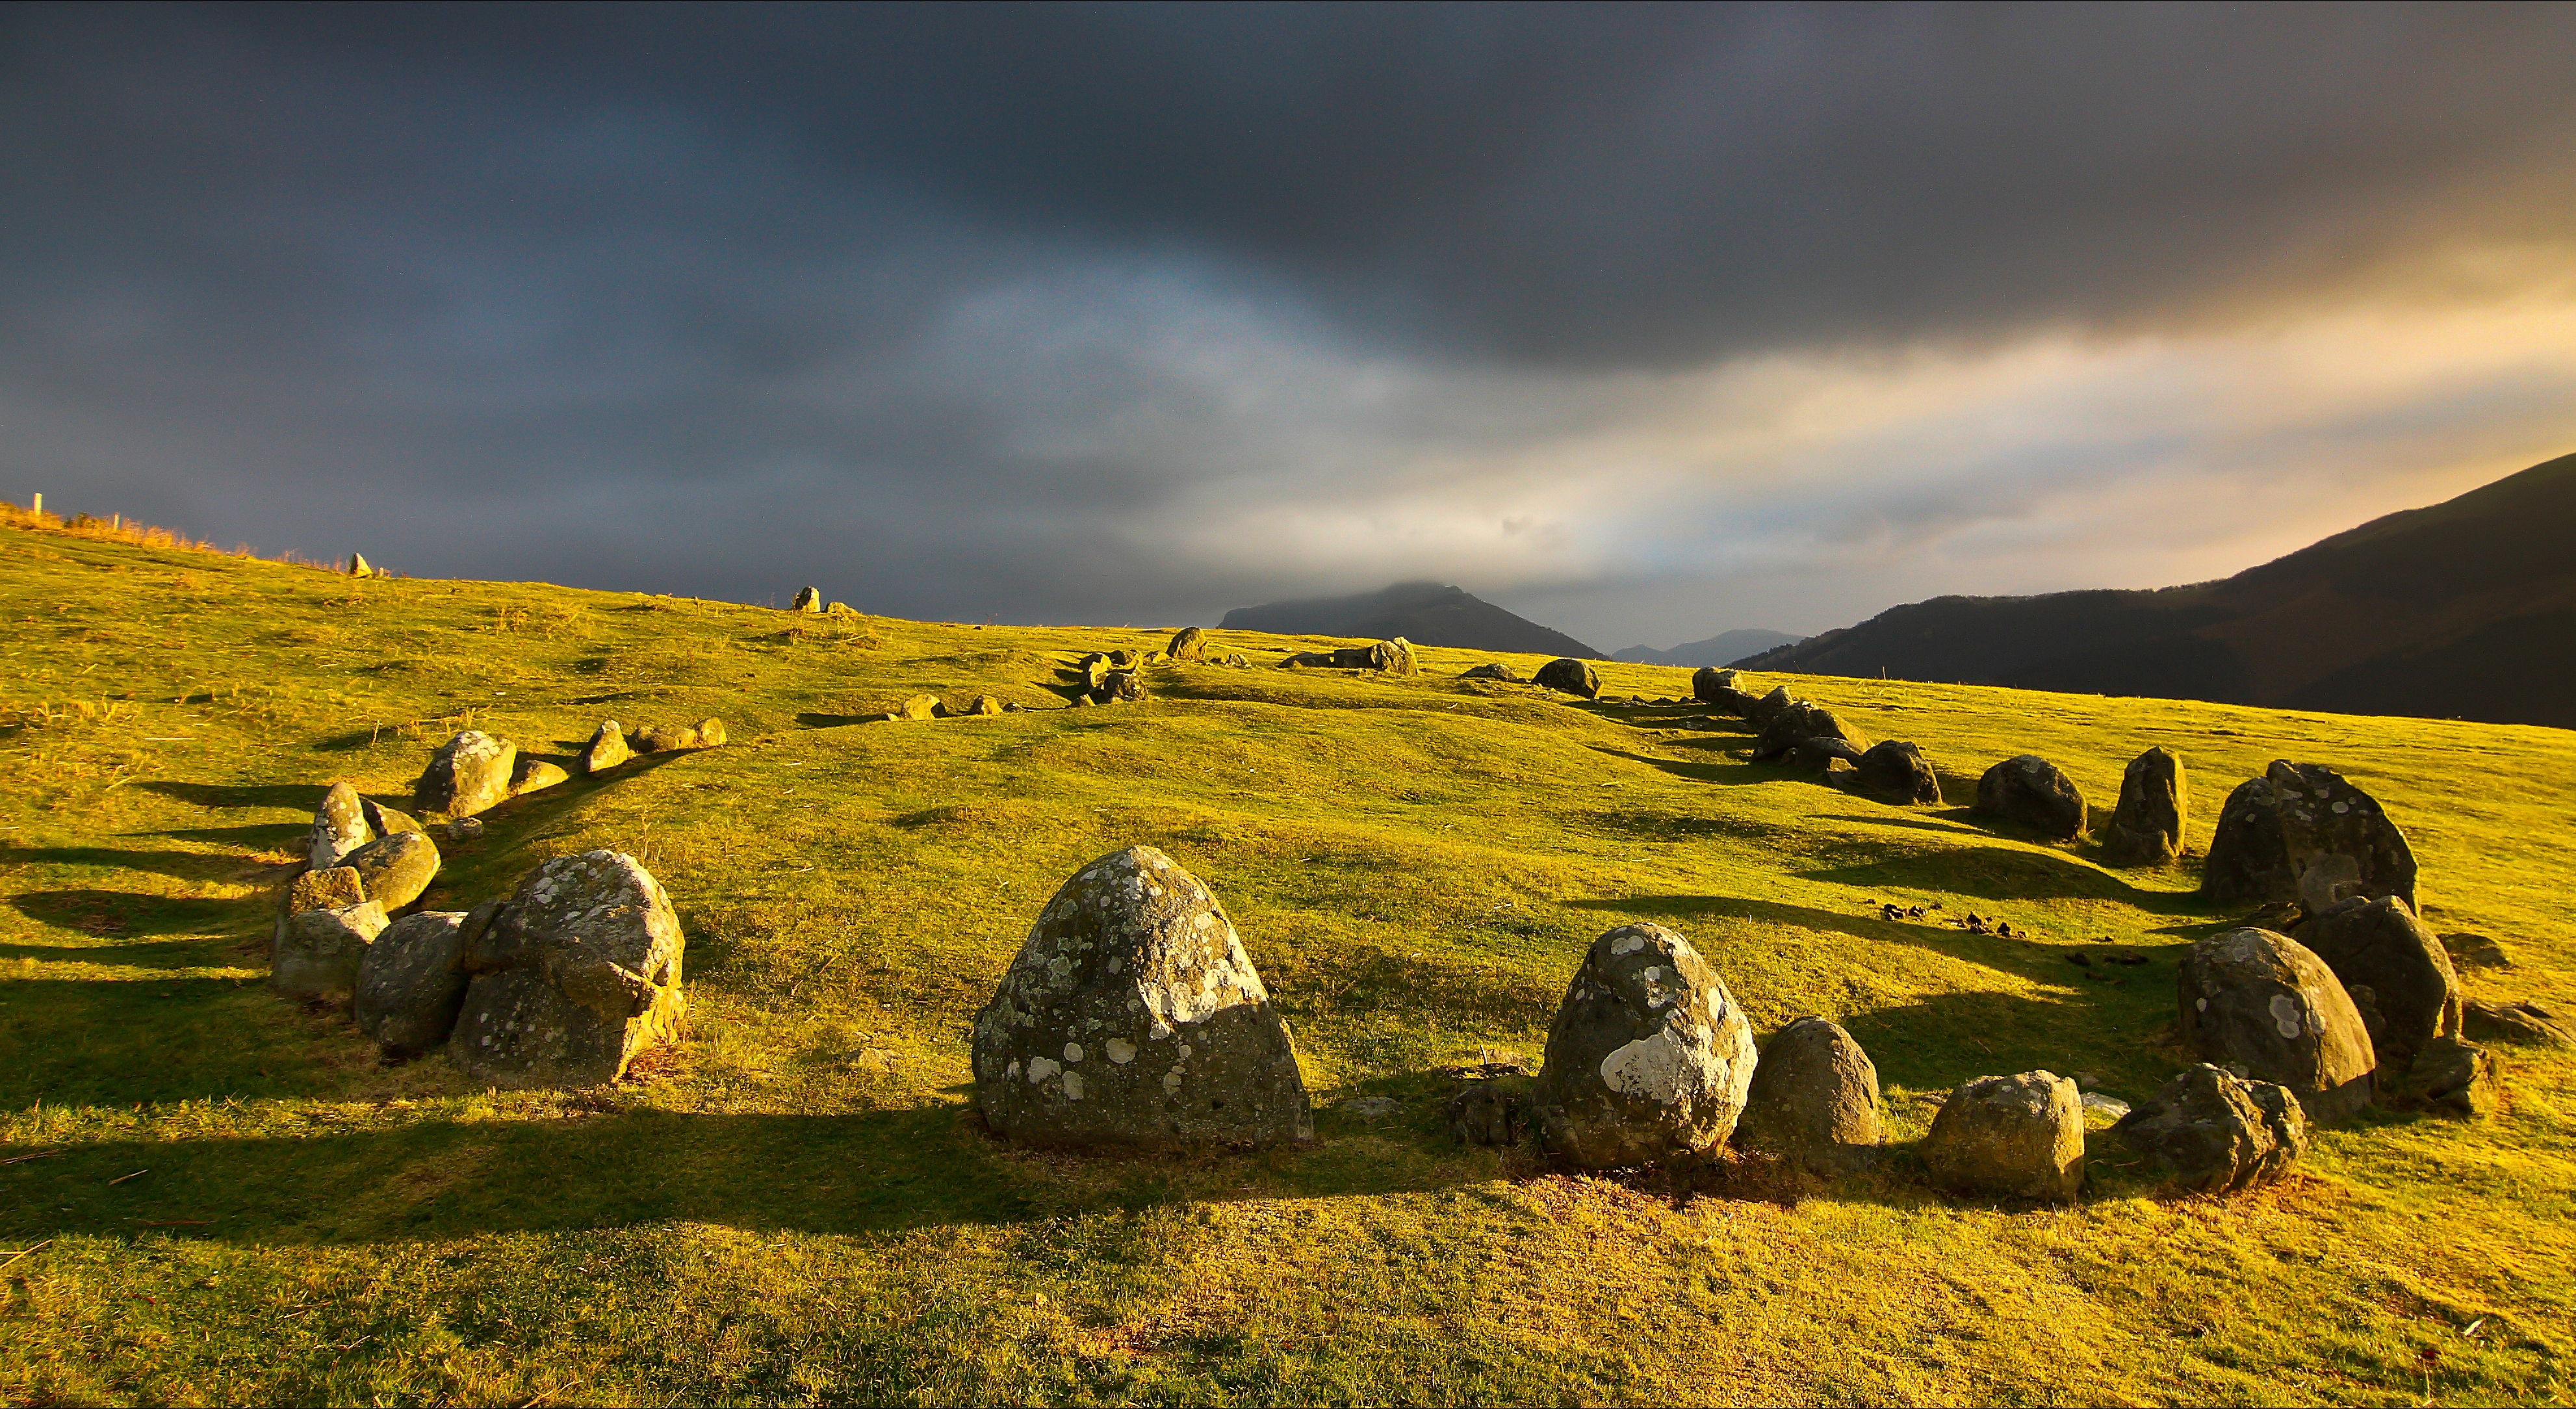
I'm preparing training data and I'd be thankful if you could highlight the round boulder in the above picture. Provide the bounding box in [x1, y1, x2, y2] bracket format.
[2103, 746, 2188, 866]
[1733, 1017, 1881, 1172]
[581, 721, 631, 774]
[1855, 740, 1942, 805]
[2295, 895, 2460, 1066]
[1690, 667, 1742, 703]
[415, 730, 517, 818]
[1923, 1070, 2084, 1202]
[355, 910, 472, 1054]
[339, 829, 440, 912]
[972, 846, 1311, 1148]
[1535, 657, 1601, 698]
[1168, 625, 1208, 662]
[1975, 755, 2087, 840]
[2111, 1064, 2307, 1193]
[309, 782, 370, 871]
[2200, 760, 2417, 913]
[2178, 927, 2376, 1122]
[1530, 924, 1757, 1169]
[449, 851, 686, 1089]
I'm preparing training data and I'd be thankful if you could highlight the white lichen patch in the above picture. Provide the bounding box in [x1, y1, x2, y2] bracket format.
[2269, 993, 2304, 1039]
[1105, 1039, 1136, 1065]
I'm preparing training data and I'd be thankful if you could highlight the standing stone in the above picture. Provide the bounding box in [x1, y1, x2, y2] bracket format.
[1975, 755, 2088, 840]
[1371, 638, 1417, 675]
[1530, 924, 1757, 1169]
[2200, 761, 2418, 913]
[972, 846, 1311, 1148]
[1535, 658, 1601, 698]
[360, 798, 423, 837]
[1753, 703, 1870, 761]
[2111, 1064, 2307, 1193]
[448, 851, 686, 1089]
[338, 830, 440, 912]
[309, 782, 370, 871]
[1923, 1071, 2085, 1202]
[1168, 626, 1209, 662]
[1691, 667, 1742, 703]
[791, 586, 823, 612]
[355, 910, 473, 1054]
[2178, 927, 2376, 1122]
[2294, 896, 2461, 1066]
[510, 757, 571, 795]
[415, 730, 517, 818]
[272, 901, 389, 1000]
[1855, 741, 1942, 805]
[348, 552, 374, 578]
[581, 721, 632, 774]
[2103, 747, 2189, 866]
[1733, 1017, 1881, 1172]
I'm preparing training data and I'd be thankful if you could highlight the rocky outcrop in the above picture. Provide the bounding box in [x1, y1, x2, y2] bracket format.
[1535, 658, 1601, 698]
[972, 847, 1311, 1148]
[1168, 626, 1208, 662]
[309, 782, 370, 871]
[2111, 1064, 2306, 1193]
[2103, 747, 2188, 866]
[1732, 1017, 1881, 1172]
[448, 851, 686, 1089]
[415, 730, 517, 818]
[339, 830, 439, 912]
[1530, 924, 1757, 1169]
[2201, 761, 2417, 913]
[582, 722, 632, 774]
[2178, 927, 2376, 1122]
[2293, 896, 2461, 1066]
[355, 909, 473, 1054]
[1975, 755, 2087, 840]
[1753, 703, 1870, 762]
[1855, 741, 1942, 805]
[272, 901, 389, 1000]
[1923, 1070, 2085, 1202]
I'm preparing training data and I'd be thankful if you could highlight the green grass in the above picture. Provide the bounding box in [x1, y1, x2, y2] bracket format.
[3, 513, 2571, 1405]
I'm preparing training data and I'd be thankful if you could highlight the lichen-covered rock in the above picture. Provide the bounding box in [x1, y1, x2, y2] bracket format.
[2382, 1035, 2499, 1117]
[2178, 927, 2376, 1123]
[1754, 703, 1870, 762]
[287, 865, 368, 915]
[1168, 626, 1208, 662]
[509, 757, 571, 796]
[360, 797, 422, 837]
[2295, 896, 2460, 1066]
[355, 910, 472, 1054]
[1461, 662, 1523, 682]
[1734, 1017, 1881, 1172]
[448, 851, 685, 1089]
[2111, 1064, 2306, 1193]
[1530, 924, 1757, 1169]
[339, 830, 439, 912]
[791, 586, 823, 612]
[581, 721, 632, 774]
[272, 901, 388, 1000]
[1923, 1070, 2084, 1202]
[1976, 755, 2088, 840]
[1535, 657, 1601, 698]
[309, 782, 370, 870]
[1094, 671, 1148, 704]
[2201, 760, 2417, 912]
[415, 730, 517, 818]
[1855, 740, 1942, 805]
[1691, 667, 1742, 703]
[972, 846, 1311, 1148]
[2103, 747, 2188, 866]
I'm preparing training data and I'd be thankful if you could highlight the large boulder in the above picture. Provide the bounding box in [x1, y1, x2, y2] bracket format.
[2103, 747, 2189, 866]
[355, 909, 473, 1054]
[2201, 761, 2418, 913]
[1535, 658, 1601, 698]
[1855, 740, 1942, 805]
[448, 851, 686, 1089]
[2110, 1064, 2307, 1194]
[1923, 1070, 2085, 1202]
[309, 782, 370, 870]
[971, 846, 1311, 1148]
[2294, 896, 2461, 1066]
[580, 721, 631, 775]
[1732, 1017, 1881, 1172]
[1753, 703, 1870, 762]
[338, 830, 439, 912]
[2381, 1035, 2499, 1118]
[1690, 667, 1742, 703]
[415, 730, 517, 818]
[1166, 626, 1208, 662]
[2178, 927, 2376, 1122]
[1530, 924, 1757, 1169]
[1975, 755, 2087, 840]
[272, 901, 389, 1000]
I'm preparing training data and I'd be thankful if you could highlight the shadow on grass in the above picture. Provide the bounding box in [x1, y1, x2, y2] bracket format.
[153, 821, 309, 847]
[1794, 843, 2210, 914]
[136, 780, 321, 812]
[0, 843, 268, 883]
[1569, 892, 2190, 990]
[8, 889, 247, 939]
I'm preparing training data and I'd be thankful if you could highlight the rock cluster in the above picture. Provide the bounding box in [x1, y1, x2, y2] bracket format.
[275, 783, 447, 998]
[634, 718, 727, 753]
[1282, 638, 1416, 675]
[1752, 701, 1870, 762]
[2177, 927, 2376, 1122]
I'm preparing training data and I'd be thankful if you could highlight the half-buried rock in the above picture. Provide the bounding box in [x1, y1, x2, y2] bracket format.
[972, 846, 1311, 1148]
[1733, 1016, 1881, 1172]
[2103, 746, 2188, 866]
[1534, 657, 1600, 698]
[1855, 740, 1942, 805]
[1753, 701, 1869, 762]
[1976, 755, 2087, 840]
[2110, 1064, 2306, 1194]
[415, 730, 517, 818]
[1529, 924, 1757, 1169]
[2178, 927, 2376, 1122]
[581, 721, 631, 774]
[510, 756, 571, 795]
[309, 781, 370, 870]
[448, 851, 686, 1089]
[273, 901, 389, 1000]
[2294, 895, 2461, 1067]
[1923, 1070, 2084, 1202]
[355, 909, 474, 1054]
[2201, 760, 2417, 913]
[338, 829, 440, 912]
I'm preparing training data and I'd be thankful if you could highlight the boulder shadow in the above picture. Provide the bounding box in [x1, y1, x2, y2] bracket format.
[136, 780, 319, 812]
[0, 843, 268, 884]
[9, 889, 246, 940]
[1795, 844, 2209, 914]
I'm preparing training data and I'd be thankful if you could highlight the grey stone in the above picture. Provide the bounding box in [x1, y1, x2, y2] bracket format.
[355, 911, 472, 1054]
[1734, 1017, 1881, 1172]
[1976, 755, 2087, 840]
[2294, 896, 2460, 1066]
[415, 730, 517, 818]
[1703, 685, 1763, 719]
[1530, 924, 1757, 1169]
[2381, 1035, 2499, 1118]
[309, 781, 370, 871]
[581, 721, 632, 774]
[272, 901, 388, 1000]
[360, 798, 423, 838]
[2111, 1064, 2307, 1194]
[509, 757, 571, 795]
[1534, 658, 1601, 698]
[448, 851, 686, 1089]
[2201, 760, 2417, 913]
[1690, 667, 1742, 703]
[632, 721, 718, 753]
[338, 830, 440, 912]
[971, 846, 1311, 1149]
[1168, 626, 1208, 662]
[790, 586, 823, 612]
[2462, 999, 2569, 1046]
[1752, 701, 1869, 761]
[1855, 741, 1942, 805]
[2178, 927, 2376, 1123]
[1448, 1083, 1525, 1146]
[1748, 686, 1796, 724]
[1923, 1070, 2085, 1202]
[2104, 747, 2189, 866]
[445, 816, 485, 842]
[1461, 662, 1523, 682]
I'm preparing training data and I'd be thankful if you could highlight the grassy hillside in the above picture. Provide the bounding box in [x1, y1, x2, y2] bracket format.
[3, 511, 2571, 1406]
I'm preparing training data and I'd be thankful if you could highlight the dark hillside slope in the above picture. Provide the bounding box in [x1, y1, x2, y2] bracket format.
[1738, 450, 2576, 728]
[1221, 581, 1602, 656]
[1612, 628, 1803, 667]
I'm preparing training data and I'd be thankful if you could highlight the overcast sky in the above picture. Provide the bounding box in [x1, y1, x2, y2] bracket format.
[6, 3, 2575, 647]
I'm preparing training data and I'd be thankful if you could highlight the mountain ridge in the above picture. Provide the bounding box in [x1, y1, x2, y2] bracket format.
[1220, 581, 1602, 658]
[1612, 629, 1804, 668]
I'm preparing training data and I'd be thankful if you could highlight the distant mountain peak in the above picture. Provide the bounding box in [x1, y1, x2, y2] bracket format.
[1220, 583, 1601, 658]
[1613, 629, 1804, 668]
